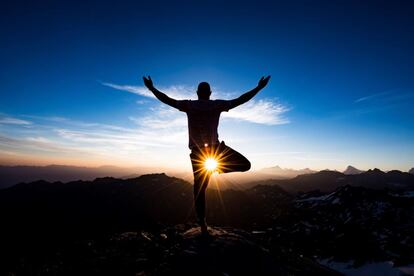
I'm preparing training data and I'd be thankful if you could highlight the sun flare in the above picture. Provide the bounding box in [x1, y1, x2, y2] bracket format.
[204, 157, 218, 171]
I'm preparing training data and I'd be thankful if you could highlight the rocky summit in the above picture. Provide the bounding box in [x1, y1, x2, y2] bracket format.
[5, 224, 337, 276]
[1, 173, 413, 275]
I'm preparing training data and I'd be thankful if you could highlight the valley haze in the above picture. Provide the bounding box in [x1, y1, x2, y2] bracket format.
[1, 163, 413, 190]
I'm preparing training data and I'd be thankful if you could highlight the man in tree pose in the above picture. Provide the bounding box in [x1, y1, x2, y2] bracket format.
[143, 75, 271, 234]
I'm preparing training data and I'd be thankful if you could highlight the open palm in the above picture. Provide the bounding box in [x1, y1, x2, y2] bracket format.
[258, 76, 271, 89]
[143, 75, 154, 90]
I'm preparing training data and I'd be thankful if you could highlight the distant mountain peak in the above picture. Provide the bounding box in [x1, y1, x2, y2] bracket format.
[343, 165, 364, 175]
[409, 168, 414, 175]
[260, 165, 316, 178]
[364, 168, 386, 176]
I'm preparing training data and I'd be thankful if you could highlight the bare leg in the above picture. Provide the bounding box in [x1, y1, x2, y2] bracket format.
[217, 142, 251, 173]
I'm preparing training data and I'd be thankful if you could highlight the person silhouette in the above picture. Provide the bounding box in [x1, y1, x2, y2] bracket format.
[143, 75, 271, 234]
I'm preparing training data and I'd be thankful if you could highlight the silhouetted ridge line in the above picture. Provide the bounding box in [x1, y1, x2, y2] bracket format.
[0, 173, 413, 273]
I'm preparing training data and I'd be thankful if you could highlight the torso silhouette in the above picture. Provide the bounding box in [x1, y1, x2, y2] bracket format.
[177, 99, 231, 149]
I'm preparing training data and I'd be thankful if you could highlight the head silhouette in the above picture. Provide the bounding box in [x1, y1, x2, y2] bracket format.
[197, 82, 211, 100]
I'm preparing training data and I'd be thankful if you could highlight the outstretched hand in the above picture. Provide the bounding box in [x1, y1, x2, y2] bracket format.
[257, 75, 271, 89]
[143, 75, 154, 90]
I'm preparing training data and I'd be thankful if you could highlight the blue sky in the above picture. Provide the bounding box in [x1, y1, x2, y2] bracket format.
[0, 0, 413, 171]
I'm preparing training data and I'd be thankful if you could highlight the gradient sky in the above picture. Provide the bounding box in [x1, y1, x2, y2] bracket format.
[0, 0, 413, 172]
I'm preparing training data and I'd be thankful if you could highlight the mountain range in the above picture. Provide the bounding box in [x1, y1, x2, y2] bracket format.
[2, 164, 410, 190]
[259, 165, 316, 177]
[0, 172, 413, 275]
[238, 168, 414, 193]
[0, 164, 182, 189]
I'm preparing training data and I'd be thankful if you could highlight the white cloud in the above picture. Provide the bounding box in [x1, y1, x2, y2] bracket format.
[54, 127, 179, 148]
[136, 100, 148, 104]
[0, 82, 290, 167]
[101, 82, 195, 100]
[129, 105, 187, 129]
[0, 116, 31, 125]
[0, 135, 89, 155]
[355, 92, 391, 103]
[0, 113, 185, 165]
[223, 99, 290, 125]
[101, 82, 154, 98]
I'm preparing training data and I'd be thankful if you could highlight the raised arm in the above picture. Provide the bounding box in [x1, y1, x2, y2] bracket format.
[228, 76, 271, 109]
[143, 76, 180, 109]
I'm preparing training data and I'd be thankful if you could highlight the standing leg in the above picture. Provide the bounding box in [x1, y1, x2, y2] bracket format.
[190, 151, 211, 233]
[193, 170, 210, 232]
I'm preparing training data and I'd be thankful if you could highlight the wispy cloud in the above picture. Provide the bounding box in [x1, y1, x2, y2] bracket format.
[223, 99, 289, 125]
[327, 89, 414, 121]
[0, 82, 290, 167]
[354, 91, 392, 103]
[0, 135, 89, 155]
[102, 82, 290, 125]
[0, 113, 190, 167]
[354, 89, 414, 103]
[101, 82, 154, 98]
[136, 100, 148, 105]
[101, 82, 195, 100]
[0, 115, 32, 125]
[23, 113, 187, 148]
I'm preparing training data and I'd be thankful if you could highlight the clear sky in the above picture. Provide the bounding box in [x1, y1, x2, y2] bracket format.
[0, 0, 413, 172]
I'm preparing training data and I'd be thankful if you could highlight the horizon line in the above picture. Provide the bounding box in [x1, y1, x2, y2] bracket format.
[0, 162, 412, 173]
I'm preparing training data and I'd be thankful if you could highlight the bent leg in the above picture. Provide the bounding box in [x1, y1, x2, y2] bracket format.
[217, 142, 251, 173]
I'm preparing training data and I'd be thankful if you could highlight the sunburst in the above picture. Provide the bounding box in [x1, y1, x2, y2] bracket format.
[204, 157, 218, 171]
